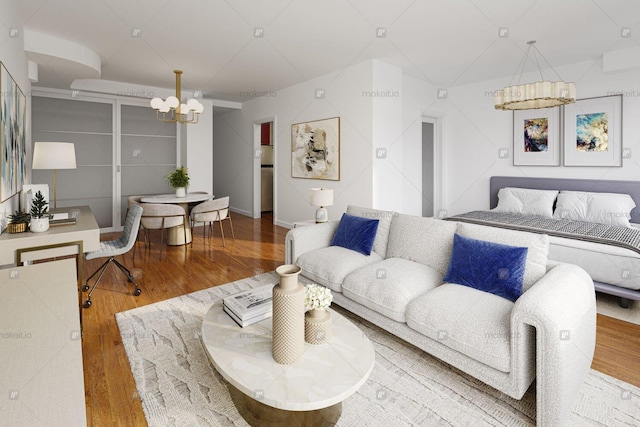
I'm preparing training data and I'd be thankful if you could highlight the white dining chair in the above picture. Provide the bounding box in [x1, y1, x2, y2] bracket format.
[140, 203, 187, 259]
[190, 196, 235, 246]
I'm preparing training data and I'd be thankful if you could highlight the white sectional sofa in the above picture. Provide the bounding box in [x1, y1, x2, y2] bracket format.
[285, 205, 597, 427]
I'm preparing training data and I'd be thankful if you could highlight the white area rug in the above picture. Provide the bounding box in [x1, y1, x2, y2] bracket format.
[596, 293, 640, 326]
[117, 272, 640, 426]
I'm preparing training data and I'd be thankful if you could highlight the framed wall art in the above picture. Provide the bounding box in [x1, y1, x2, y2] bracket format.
[0, 61, 27, 202]
[563, 95, 622, 167]
[513, 107, 560, 166]
[291, 117, 340, 181]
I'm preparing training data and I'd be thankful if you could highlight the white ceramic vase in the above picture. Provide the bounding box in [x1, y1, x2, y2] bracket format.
[305, 308, 332, 344]
[272, 264, 305, 364]
[30, 217, 50, 233]
[175, 187, 186, 198]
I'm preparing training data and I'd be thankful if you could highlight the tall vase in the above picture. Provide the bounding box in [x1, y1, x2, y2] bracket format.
[272, 264, 305, 364]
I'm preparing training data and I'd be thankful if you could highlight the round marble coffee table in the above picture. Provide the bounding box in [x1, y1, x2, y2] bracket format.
[201, 301, 375, 426]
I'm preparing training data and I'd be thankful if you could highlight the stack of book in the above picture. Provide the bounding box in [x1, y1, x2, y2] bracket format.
[223, 285, 274, 327]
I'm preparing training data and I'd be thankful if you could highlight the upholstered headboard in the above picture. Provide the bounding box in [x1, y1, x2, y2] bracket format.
[489, 176, 640, 224]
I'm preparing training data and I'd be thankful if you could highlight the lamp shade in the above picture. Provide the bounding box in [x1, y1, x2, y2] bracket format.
[32, 142, 77, 170]
[310, 188, 333, 207]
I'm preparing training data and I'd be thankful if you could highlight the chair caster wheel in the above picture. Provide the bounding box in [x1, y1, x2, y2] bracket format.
[134, 289, 142, 296]
[83, 300, 92, 308]
[82, 285, 90, 292]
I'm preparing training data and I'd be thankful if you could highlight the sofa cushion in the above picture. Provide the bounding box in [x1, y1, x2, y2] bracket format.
[296, 246, 382, 293]
[456, 222, 549, 292]
[342, 258, 442, 323]
[443, 234, 528, 302]
[331, 213, 379, 256]
[386, 215, 457, 275]
[347, 205, 394, 258]
[406, 283, 513, 373]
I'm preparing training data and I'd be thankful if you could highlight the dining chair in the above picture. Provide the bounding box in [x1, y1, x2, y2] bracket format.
[140, 203, 188, 259]
[82, 204, 143, 308]
[190, 196, 235, 246]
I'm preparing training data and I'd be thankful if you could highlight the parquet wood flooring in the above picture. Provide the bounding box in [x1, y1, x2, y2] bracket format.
[81, 212, 640, 426]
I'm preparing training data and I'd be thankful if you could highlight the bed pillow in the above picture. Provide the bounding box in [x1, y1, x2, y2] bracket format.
[443, 234, 528, 302]
[492, 187, 559, 218]
[553, 191, 636, 227]
[331, 213, 379, 256]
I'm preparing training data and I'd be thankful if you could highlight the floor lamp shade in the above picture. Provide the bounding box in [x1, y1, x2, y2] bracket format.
[310, 188, 333, 223]
[32, 142, 77, 208]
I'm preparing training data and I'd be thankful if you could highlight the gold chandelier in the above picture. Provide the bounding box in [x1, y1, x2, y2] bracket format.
[150, 70, 204, 124]
[494, 41, 576, 111]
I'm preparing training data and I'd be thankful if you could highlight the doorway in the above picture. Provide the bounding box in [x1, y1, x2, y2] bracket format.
[421, 115, 443, 218]
[252, 117, 276, 222]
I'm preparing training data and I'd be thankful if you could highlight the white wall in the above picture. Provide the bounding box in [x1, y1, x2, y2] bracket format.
[0, 1, 31, 220]
[182, 99, 213, 194]
[443, 58, 640, 216]
[214, 60, 374, 226]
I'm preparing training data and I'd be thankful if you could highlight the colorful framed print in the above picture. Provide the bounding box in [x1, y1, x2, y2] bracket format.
[513, 107, 560, 166]
[0, 62, 27, 202]
[291, 117, 340, 181]
[563, 95, 622, 167]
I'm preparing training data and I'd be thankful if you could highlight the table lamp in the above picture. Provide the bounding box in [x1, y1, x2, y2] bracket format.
[310, 188, 333, 223]
[32, 142, 77, 209]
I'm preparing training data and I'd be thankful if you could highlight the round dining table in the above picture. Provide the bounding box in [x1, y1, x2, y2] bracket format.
[140, 193, 213, 245]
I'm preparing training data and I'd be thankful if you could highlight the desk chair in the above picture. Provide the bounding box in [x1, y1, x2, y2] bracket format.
[82, 204, 143, 308]
[190, 196, 235, 246]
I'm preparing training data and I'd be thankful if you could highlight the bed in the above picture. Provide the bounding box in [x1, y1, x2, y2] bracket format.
[447, 176, 640, 308]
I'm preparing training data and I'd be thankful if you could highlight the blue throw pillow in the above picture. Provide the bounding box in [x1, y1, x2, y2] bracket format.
[331, 213, 379, 256]
[443, 234, 528, 302]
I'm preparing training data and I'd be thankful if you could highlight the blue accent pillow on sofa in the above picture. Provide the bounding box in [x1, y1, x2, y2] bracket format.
[443, 233, 528, 302]
[331, 213, 380, 256]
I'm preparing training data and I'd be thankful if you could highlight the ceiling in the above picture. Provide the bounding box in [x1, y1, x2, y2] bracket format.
[12, 0, 640, 102]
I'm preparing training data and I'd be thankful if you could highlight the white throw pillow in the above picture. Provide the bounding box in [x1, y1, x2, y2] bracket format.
[492, 187, 559, 218]
[553, 191, 636, 227]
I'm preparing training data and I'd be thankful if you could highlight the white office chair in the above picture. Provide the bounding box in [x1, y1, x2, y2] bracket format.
[190, 196, 235, 246]
[82, 204, 143, 308]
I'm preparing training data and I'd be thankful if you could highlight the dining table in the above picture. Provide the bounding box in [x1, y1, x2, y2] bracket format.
[140, 193, 213, 245]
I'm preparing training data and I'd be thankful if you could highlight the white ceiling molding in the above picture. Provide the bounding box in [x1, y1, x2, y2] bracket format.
[603, 46, 640, 72]
[24, 29, 101, 80]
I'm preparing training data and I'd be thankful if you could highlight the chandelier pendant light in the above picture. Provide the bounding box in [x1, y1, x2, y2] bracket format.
[150, 70, 204, 124]
[494, 41, 576, 111]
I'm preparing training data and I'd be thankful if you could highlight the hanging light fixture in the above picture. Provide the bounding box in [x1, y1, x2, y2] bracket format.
[494, 41, 576, 111]
[150, 70, 204, 124]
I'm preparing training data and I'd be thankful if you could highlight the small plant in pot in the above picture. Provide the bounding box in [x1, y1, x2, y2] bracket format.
[167, 166, 190, 197]
[29, 191, 52, 233]
[7, 210, 30, 233]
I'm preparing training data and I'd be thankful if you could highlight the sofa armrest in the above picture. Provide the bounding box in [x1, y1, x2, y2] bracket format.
[285, 221, 339, 264]
[512, 263, 596, 427]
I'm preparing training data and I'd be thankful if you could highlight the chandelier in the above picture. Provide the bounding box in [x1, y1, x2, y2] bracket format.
[494, 41, 575, 111]
[150, 70, 204, 124]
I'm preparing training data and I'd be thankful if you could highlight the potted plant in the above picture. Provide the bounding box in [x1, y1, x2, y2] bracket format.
[7, 210, 30, 233]
[167, 166, 190, 197]
[29, 190, 51, 232]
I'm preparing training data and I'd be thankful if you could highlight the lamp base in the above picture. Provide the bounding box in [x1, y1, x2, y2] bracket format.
[315, 207, 328, 223]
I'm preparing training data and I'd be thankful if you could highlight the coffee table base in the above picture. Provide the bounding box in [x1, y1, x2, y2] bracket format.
[228, 383, 341, 427]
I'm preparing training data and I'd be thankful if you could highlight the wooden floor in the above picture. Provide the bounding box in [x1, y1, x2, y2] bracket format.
[81, 213, 640, 426]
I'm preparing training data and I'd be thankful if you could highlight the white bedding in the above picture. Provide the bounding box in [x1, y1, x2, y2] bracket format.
[548, 235, 640, 291]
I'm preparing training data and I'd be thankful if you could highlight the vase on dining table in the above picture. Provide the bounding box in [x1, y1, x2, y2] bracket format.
[175, 187, 186, 198]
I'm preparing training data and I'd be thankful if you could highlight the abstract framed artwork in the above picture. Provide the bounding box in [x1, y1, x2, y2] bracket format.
[513, 107, 560, 166]
[0, 62, 27, 202]
[291, 117, 340, 181]
[563, 95, 622, 167]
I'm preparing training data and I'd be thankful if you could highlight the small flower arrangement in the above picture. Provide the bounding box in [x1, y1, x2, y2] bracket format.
[304, 283, 333, 311]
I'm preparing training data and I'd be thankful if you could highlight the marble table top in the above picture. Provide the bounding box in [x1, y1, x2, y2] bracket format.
[140, 193, 212, 204]
[201, 302, 375, 411]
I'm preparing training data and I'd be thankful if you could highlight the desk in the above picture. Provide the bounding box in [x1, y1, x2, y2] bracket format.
[140, 193, 212, 245]
[0, 259, 86, 426]
[0, 205, 100, 267]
